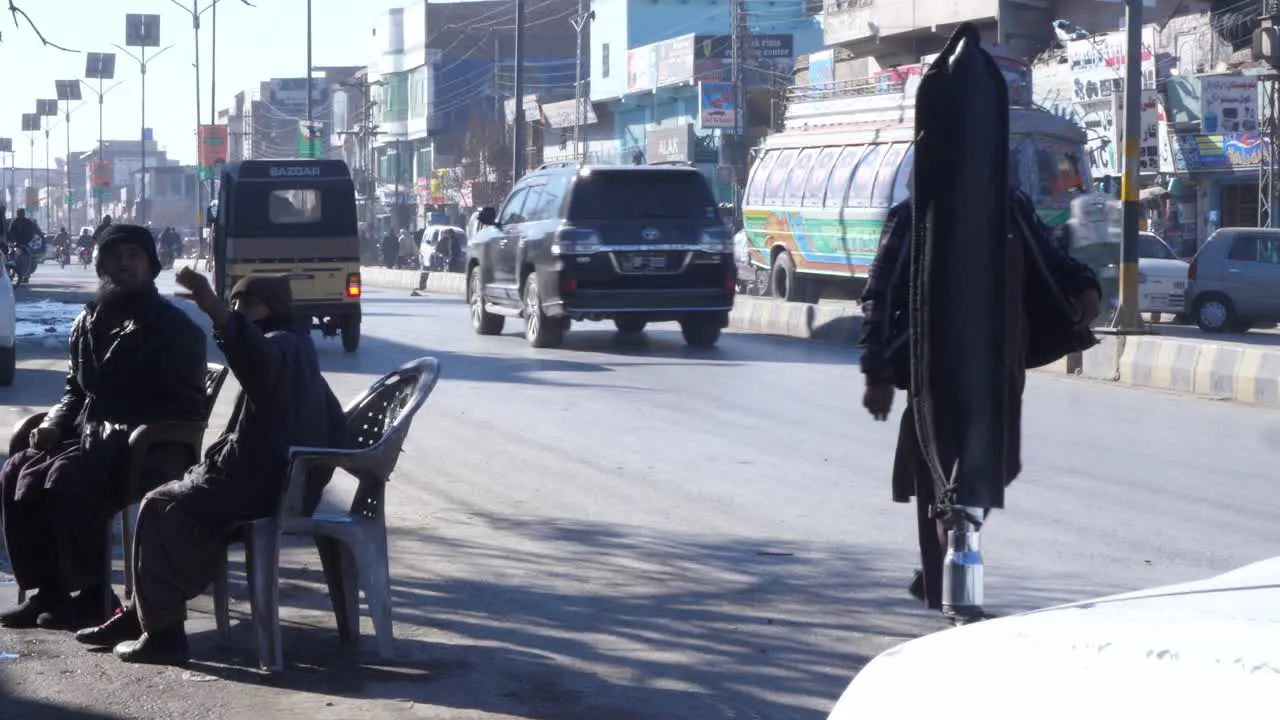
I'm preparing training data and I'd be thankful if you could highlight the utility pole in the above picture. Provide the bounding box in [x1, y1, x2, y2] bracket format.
[1259, 4, 1280, 228]
[722, 0, 750, 205]
[1109, 0, 1143, 332]
[571, 5, 594, 162]
[306, 0, 314, 129]
[513, 0, 526, 179]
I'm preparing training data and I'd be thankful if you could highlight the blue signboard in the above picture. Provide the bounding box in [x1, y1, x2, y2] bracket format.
[1166, 132, 1271, 173]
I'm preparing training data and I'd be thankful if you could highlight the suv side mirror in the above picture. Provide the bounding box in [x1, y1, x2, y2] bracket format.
[477, 206, 498, 226]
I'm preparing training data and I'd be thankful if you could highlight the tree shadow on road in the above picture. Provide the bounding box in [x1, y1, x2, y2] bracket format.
[198, 516, 1095, 720]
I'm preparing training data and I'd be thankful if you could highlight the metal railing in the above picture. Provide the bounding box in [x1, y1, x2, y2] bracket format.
[785, 77, 907, 104]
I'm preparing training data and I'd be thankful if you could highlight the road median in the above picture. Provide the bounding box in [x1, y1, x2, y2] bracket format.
[358, 267, 1280, 406]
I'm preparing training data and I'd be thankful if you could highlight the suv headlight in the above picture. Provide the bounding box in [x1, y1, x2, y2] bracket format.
[551, 228, 601, 255]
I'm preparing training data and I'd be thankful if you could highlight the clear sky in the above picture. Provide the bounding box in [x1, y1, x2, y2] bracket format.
[1, 0, 405, 167]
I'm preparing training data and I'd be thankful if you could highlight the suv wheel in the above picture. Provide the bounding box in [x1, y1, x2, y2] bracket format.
[523, 272, 565, 348]
[469, 266, 505, 336]
[614, 316, 647, 334]
[680, 316, 721, 348]
[1193, 293, 1236, 334]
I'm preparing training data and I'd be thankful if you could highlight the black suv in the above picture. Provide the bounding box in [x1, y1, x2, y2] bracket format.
[466, 163, 737, 348]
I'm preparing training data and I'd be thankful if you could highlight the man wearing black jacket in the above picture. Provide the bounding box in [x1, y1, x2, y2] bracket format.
[859, 187, 1101, 611]
[0, 224, 208, 631]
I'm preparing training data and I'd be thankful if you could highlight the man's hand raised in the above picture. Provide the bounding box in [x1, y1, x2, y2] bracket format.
[175, 267, 230, 328]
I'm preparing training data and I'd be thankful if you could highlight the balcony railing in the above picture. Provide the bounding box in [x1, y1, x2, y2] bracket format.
[785, 77, 907, 104]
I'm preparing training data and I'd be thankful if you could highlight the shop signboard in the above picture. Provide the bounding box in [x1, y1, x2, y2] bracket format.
[627, 45, 657, 93]
[1199, 74, 1258, 134]
[1161, 130, 1271, 173]
[646, 124, 692, 163]
[1065, 26, 1157, 101]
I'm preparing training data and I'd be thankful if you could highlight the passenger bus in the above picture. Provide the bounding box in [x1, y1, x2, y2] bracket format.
[742, 67, 1090, 302]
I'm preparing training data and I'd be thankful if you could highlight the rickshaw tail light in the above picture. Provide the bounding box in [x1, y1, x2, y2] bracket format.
[346, 273, 362, 298]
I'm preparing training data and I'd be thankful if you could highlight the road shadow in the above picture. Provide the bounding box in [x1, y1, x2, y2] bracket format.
[201, 516, 1090, 719]
[0, 689, 128, 720]
[543, 325, 859, 367]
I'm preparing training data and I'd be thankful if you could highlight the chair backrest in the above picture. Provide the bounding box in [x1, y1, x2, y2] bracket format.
[203, 363, 229, 419]
[342, 357, 441, 475]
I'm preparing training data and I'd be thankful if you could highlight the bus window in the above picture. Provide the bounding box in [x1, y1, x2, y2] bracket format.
[746, 150, 778, 205]
[823, 146, 865, 209]
[803, 147, 841, 207]
[891, 144, 914, 203]
[269, 190, 321, 224]
[845, 144, 887, 208]
[784, 148, 819, 206]
[871, 143, 909, 207]
[763, 149, 797, 205]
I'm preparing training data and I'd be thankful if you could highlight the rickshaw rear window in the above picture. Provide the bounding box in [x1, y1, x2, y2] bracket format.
[269, 190, 321, 224]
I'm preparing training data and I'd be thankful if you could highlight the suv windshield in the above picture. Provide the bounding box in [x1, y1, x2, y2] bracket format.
[568, 170, 718, 221]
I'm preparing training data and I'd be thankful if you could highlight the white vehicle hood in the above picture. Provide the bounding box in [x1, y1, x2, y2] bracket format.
[827, 557, 1280, 720]
[1140, 257, 1189, 278]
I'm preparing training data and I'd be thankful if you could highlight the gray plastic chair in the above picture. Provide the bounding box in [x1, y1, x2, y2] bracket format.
[212, 357, 441, 672]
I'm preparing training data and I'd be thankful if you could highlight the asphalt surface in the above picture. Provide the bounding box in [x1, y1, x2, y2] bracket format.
[0, 263, 1277, 719]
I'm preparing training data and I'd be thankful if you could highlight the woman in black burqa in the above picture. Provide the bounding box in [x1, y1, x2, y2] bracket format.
[859, 187, 1102, 610]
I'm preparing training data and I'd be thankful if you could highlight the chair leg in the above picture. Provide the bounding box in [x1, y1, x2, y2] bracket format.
[315, 536, 360, 645]
[212, 548, 231, 639]
[353, 531, 394, 660]
[245, 521, 282, 673]
[121, 505, 137, 602]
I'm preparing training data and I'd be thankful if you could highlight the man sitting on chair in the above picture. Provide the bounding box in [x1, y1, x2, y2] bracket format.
[0, 224, 208, 631]
[75, 270, 345, 666]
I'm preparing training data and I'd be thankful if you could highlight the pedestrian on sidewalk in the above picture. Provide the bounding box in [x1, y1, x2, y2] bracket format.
[75, 270, 346, 666]
[0, 224, 208, 631]
[859, 187, 1101, 612]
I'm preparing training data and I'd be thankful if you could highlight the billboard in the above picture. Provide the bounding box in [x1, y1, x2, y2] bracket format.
[198, 124, 228, 167]
[698, 82, 736, 129]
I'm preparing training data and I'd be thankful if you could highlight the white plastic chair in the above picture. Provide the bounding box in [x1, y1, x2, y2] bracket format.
[212, 357, 441, 672]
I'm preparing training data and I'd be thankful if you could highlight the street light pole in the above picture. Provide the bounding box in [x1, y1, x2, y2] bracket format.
[113, 40, 174, 226]
[306, 0, 313, 129]
[1112, 0, 1144, 332]
[120, 13, 168, 225]
[83, 51, 120, 224]
[571, 7, 594, 162]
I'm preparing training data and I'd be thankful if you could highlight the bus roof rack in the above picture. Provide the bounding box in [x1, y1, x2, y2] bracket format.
[536, 161, 581, 170]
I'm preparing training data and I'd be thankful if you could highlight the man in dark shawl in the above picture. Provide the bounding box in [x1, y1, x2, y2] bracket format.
[75, 269, 346, 665]
[0, 224, 207, 630]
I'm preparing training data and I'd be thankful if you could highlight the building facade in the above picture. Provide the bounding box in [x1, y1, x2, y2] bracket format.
[566, 0, 822, 201]
[363, 0, 578, 233]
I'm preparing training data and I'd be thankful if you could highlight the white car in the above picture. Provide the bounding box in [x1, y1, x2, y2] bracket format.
[1097, 232, 1189, 321]
[827, 557, 1280, 719]
[418, 224, 466, 270]
[0, 268, 15, 385]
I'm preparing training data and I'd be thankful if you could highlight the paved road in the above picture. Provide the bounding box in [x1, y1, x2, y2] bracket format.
[0, 264, 1278, 718]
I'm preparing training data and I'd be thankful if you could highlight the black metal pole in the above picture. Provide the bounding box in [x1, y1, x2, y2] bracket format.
[512, 0, 525, 179]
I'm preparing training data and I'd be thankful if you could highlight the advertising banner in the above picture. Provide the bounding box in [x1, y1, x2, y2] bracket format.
[198, 124, 228, 167]
[698, 82, 736, 129]
[1199, 74, 1259, 134]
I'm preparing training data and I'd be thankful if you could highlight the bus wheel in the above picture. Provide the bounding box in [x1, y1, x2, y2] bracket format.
[770, 251, 818, 303]
[340, 317, 361, 353]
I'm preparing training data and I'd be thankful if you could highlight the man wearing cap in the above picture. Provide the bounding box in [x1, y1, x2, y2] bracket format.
[0, 223, 208, 631]
[75, 268, 346, 665]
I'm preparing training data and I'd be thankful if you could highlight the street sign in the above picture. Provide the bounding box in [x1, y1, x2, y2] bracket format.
[296, 122, 325, 159]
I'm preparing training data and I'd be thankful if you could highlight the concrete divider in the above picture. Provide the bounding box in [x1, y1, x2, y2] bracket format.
[424, 271, 467, 296]
[359, 266, 424, 291]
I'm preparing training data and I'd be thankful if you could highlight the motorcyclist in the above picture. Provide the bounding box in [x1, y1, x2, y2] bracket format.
[76, 227, 94, 251]
[53, 226, 71, 263]
[6, 209, 41, 280]
[92, 215, 113, 244]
